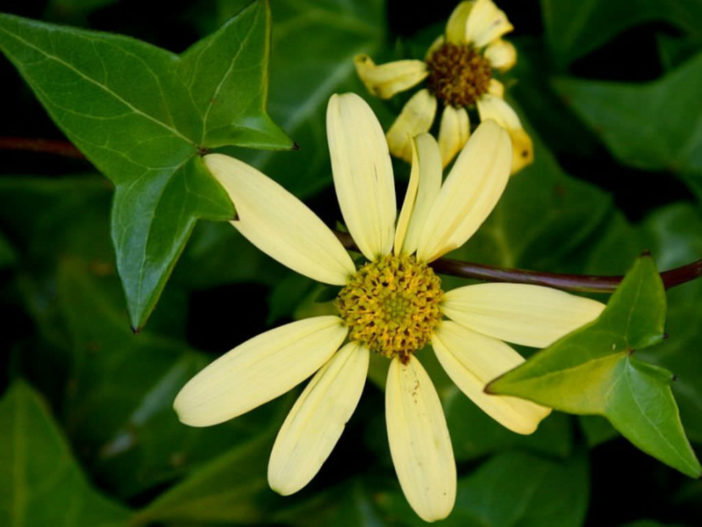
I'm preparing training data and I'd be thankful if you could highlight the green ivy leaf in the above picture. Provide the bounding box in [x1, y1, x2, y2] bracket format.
[0, 381, 131, 526]
[542, 0, 702, 67]
[488, 257, 701, 478]
[0, 0, 292, 330]
[552, 54, 702, 200]
[228, 0, 386, 196]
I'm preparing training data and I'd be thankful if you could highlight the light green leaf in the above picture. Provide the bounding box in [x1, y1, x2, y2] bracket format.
[552, 54, 702, 200]
[489, 257, 701, 477]
[0, 0, 292, 329]
[0, 381, 130, 526]
[542, 0, 702, 67]
[375, 451, 589, 527]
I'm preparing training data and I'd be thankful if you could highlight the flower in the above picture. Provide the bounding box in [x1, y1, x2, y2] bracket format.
[173, 93, 603, 522]
[354, 0, 533, 174]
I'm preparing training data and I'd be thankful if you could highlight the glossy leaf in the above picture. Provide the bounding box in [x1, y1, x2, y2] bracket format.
[489, 257, 701, 478]
[542, 0, 702, 67]
[553, 54, 702, 200]
[0, 0, 292, 329]
[0, 381, 130, 526]
[229, 0, 387, 195]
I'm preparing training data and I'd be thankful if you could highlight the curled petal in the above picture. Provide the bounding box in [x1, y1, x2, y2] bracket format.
[443, 283, 605, 348]
[204, 154, 355, 285]
[174, 316, 348, 426]
[327, 93, 397, 260]
[438, 105, 471, 167]
[477, 94, 534, 174]
[485, 38, 517, 72]
[386, 89, 438, 163]
[354, 54, 428, 99]
[395, 133, 442, 255]
[386, 356, 456, 522]
[432, 321, 551, 434]
[445, 1, 474, 44]
[268, 343, 369, 495]
[465, 0, 514, 48]
[416, 120, 511, 262]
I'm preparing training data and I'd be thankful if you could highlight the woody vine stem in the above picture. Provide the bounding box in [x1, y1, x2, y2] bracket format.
[3, 136, 701, 292]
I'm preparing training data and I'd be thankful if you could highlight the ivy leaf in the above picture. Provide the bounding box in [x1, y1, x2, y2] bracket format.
[542, 0, 702, 67]
[552, 54, 702, 200]
[0, 0, 292, 330]
[488, 257, 701, 478]
[0, 381, 131, 526]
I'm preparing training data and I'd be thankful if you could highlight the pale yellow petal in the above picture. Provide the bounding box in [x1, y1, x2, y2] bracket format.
[386, 89, 437, 163]
[445, 1, 474, 43]
[204, 154, 355, 285]
[487, 78, 504, 98]
[416, 120, 511, 262]
[394, 137, 421, 255]
[477, 94, 534, 174]
[465, 0, 514, 48]
[327, 93, 397, 260]
[438, 105, 471, 168]
[386, 356, 456, 522]
[485, 38, 517, 72]
[268, 342, 369, 495]
[443, 283, 605, 348]
[399, 133, 443, 256]
[354, 54, 428, 99]
[432, 321, 550, 434]
[174, 316, 348, 427]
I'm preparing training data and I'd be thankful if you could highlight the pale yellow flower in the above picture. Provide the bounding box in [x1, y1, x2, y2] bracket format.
[355, 0, 533, 174]
[173, 93, 602, 521]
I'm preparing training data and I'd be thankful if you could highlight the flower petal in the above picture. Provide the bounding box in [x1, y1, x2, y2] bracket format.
[484, 38, 516, 72]
[174, 316, 348, 427]
[443, 283, 605, 348]
[438, 105, 471, 167]
[354, 54, 428, 99]
[432, 321, 550, 434]
[204, 154, 355, 285]
[445, 1, 474, 44]
[424, 35, 445, 61]
[465, 0, 514, 48]
[327, 93, 397, 260]
[268, 342, 369, 495]
[477, 94, 534, 174]
[487, 78, 504, 98]
[416, 120, 511, 262]
[395, 133, 442, 255]
[386, 356, 456, 522]
[386, 89, 437, 163]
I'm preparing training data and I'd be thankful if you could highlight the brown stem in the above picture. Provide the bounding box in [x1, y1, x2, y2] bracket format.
[335, 231, 702, 293]
[0, 137, 85, 159]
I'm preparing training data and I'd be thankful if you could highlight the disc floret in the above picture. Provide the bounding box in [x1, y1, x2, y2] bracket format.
[336, 254, 443, 363]
[426, 42, 492, 107]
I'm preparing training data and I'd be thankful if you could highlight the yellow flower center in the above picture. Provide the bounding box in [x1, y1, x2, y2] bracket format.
[426, 42, 492, 107]
[335, 254, 443, 363]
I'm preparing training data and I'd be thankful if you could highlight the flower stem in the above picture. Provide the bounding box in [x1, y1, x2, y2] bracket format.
[0, 137, 85, 159]
[335, 232, 702, 293]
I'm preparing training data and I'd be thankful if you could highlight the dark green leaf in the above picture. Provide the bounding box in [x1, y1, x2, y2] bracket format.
[0, 0, 292, 329]
[542, 0, 702, 67]
[0, 231, 16, 268]
[489, 257, 701, 477]
[552, 54, 702, 200]
[375, 451, 589, 527]
[0, 381, 130, 526]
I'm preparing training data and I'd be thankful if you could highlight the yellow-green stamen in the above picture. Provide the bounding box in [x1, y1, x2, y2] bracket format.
[336, 255, 443, 363]
[426, 42, 492, 107]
